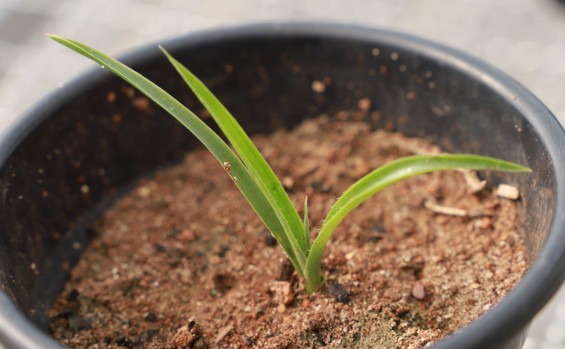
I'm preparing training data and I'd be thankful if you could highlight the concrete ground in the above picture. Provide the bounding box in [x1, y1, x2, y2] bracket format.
[1, 0, 565, 348]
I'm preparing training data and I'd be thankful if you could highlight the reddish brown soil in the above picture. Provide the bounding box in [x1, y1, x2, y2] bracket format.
[49, 112, 528, 348]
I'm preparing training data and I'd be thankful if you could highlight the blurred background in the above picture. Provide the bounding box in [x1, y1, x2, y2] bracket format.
[1, 0, 564, 348]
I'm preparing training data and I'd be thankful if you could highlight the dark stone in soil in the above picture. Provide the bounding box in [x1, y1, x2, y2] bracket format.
[264, 233, 278, 247]
[217, 245, 229, 258]
[145, 311, 157, 322]
[327, 280, 349, 304]
[370, 222, 387, 237]
[115, 335, 135, 348]
[66, 288, 79, 302]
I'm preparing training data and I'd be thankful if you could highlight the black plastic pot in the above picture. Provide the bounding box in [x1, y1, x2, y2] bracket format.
[1, 23, 564, 349]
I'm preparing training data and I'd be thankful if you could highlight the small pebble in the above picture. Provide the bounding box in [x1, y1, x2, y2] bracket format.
[357, 97, 371, 111]
[180, 229, 195, 242]
[312, 80, 326, 93]
[270, 281, 294, 305]
[282, 176, 294, 189]
[170, 322, 204, 348]
[277, 304, 286, 313]
[412, 284, 426, 300]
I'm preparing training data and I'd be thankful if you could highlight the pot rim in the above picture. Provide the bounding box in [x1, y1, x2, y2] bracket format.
[1, 22, 564, 349]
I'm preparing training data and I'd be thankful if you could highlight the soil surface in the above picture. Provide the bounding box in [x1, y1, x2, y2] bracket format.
[50, 111, 528, 348]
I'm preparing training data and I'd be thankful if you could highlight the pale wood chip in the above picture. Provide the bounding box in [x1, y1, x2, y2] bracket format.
[424, 201, 467, 216]
[424, 200, 493, 217]
[459, 170, 487, 193]
[495, 184, 520, 200]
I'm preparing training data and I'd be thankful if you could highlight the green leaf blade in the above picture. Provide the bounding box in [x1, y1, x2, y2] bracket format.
[47, 34, 308, 274]
[304, 154, 531, 292]
[160, 48, 306, 253]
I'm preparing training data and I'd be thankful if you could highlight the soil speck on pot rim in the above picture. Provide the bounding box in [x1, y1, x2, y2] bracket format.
[49, 110, 528, 348]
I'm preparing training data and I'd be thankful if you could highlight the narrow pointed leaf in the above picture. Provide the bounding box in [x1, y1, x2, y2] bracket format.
[159, 49, 307, 253]
[304, 154, 531, 291]
[47, 34, 307, 273]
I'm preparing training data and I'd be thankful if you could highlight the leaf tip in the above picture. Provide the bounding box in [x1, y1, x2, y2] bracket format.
[159, 45, 172, 59]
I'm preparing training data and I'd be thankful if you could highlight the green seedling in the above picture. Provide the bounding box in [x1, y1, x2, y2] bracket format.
[48, 34, 531, 294]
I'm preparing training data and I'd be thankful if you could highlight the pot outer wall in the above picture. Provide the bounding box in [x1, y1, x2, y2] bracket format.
[0, 23, 564, 349]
